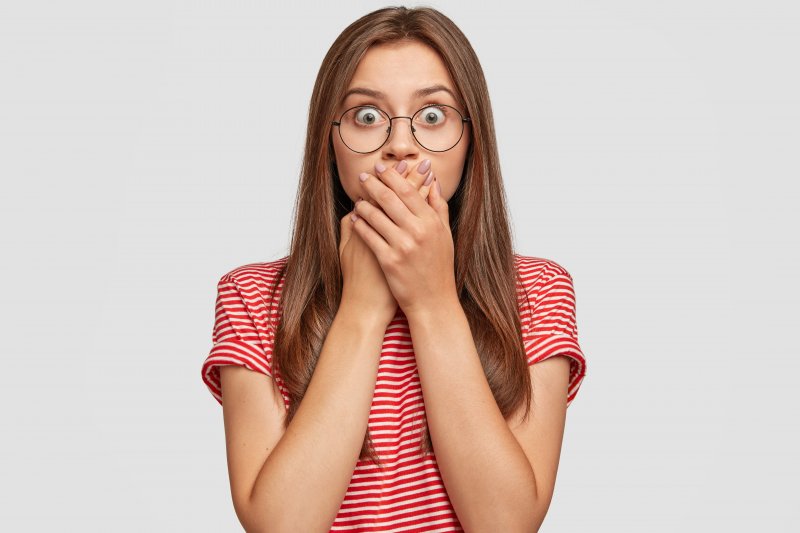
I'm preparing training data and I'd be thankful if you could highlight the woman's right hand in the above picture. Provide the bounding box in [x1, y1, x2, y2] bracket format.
[339, 160, 435, 326]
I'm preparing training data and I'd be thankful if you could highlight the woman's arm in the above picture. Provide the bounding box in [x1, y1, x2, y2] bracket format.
[228, 304, 388, 533]
[406, 295, 554, 532]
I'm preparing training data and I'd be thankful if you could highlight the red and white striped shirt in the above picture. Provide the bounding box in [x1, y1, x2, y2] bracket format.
[201, 253, 587, 531]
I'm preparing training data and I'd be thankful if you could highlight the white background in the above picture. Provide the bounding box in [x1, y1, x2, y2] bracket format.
[1, 0, 797, 530]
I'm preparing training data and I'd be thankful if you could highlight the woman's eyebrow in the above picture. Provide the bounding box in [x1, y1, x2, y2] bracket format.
[343, 84, 457, 102]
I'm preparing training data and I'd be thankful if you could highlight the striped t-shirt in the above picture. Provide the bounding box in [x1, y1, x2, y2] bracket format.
[201, 253, 587, 531]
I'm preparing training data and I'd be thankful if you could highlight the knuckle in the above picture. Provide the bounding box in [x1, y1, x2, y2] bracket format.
[377, 189, 393, 203]
[398, 239, 415, 256]
[409, 224, 424, 242]
[398, 182, 413, 196]
[384, 253, 400, 273]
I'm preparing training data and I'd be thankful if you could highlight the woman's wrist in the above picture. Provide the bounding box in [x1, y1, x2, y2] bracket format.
[337, 296, 394, 331]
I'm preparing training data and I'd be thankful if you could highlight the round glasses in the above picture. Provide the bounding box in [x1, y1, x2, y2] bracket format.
[332, 104, 471, 154]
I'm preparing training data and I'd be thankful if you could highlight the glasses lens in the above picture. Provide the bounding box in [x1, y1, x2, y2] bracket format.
[411, 104, 465, 152]
[338, 105, 465, 153]
[338, 106, 391, 153]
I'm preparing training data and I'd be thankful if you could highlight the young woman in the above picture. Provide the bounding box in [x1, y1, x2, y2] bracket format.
[201, 6, 587, 532]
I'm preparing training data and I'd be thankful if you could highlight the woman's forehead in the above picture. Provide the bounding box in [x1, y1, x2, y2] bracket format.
[335, 41, 465, 115]
[354, 41, 450, 79]
[345, 48, 460, 106]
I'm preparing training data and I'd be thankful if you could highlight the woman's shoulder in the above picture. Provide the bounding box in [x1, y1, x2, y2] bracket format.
[513, 253, 572, 282]
[217, 255, 290, 290]
[513, 253, 575, 306]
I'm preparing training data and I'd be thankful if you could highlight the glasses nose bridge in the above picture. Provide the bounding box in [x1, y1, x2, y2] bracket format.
[386, 114, 416, 137]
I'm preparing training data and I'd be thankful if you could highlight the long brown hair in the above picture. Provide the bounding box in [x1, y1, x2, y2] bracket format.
[270, 6, 531, 469]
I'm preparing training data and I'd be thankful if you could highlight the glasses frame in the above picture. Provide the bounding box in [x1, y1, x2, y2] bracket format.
[331, 103, 471, 154]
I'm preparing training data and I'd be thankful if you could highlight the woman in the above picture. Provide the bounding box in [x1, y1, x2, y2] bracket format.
[201, 6, 587, 532]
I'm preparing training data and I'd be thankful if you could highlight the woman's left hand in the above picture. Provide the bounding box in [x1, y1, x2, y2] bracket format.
[352, 160, 457, 318]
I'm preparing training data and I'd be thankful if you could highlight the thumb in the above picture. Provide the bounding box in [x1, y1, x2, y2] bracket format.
[339, 209, 355, 254]
[429, 174, 449, 225]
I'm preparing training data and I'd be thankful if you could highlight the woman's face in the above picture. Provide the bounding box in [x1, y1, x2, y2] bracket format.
[332, 40, 471, 205]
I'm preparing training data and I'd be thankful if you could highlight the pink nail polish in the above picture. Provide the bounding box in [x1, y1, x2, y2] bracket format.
[375, 162, 386, 173]
[424, 171, 434, 187]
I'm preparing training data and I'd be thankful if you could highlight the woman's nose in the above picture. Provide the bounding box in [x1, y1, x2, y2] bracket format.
[383, 117, 420, 159]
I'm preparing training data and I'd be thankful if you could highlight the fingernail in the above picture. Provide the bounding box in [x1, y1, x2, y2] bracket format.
[359, 172, 369, 182]
[418, 159, 431, 174]
[396, 160, 408, 173]
[350, 213, 358, 222]
[375, 162, 386, 173]
[423, 170, 434, 187]
[435, 177, 442, 195]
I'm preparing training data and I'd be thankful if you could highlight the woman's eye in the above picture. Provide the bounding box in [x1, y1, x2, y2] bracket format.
[354, 107, 384, 125]
[416, 106, 446, 125]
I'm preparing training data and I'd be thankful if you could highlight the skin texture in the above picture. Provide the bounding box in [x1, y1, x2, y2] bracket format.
[332, 40, 471, 205]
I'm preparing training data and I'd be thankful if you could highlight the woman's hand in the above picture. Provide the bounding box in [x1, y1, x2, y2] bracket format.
[339, 160, 435, 326]
[351, 159, 457, 319]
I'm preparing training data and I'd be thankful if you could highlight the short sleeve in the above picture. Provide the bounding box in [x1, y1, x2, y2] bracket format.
[521, 261, 587, 407]
[201, 272, 275, 405]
